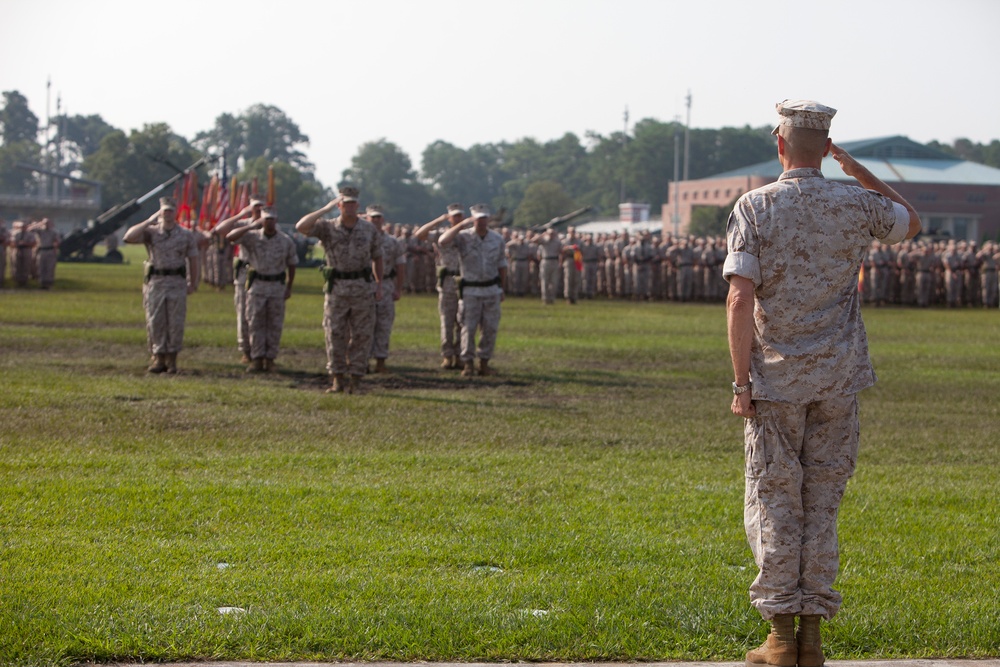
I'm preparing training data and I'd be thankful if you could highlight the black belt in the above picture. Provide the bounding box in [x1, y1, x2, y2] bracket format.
[584, 259, 598, 263]
[459, 276, 501, 298]
[38, 246, 55, 251]
[321, 266, 373, 293]
[150, 266, 186, 276]
[677, 263, 692, 268]
[543, 256, 558, 260]
[246, 269, 287, 289]
[145, 265, 186, 284]
[437, 267, 460, 288]
[329, 269, 369, 280]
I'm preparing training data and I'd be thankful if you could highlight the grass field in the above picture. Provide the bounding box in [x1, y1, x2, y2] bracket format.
[1, 251, 998, 666]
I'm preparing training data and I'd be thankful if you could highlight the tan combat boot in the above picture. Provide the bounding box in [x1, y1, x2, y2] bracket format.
[263, 358, 274, 372]
[164, 353, 178, 374]
[247, 358, 264, 373]
[326, 373, 346, 393]
[240, 352, 251, 364]
[461, 360, 476, 377]
[374, 358, 387, 374]
[796, 615, 824, 667]
[348, 375, 362, 394]
[148, 354, 167, 374]
[746, 614, 797, 667]
[478, 358, 496, 376]
[440, 355, 455, 369]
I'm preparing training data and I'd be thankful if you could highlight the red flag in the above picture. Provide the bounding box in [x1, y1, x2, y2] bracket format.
[229, 176, 238, 212]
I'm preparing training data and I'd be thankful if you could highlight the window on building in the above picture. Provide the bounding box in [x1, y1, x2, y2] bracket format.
[926, 215, 980, 240]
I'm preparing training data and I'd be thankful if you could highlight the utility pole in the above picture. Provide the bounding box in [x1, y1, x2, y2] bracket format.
[620, 105, 629, 203]
[45, 77, 52, 197]
[683, 90, 691, 182]
[673, 117, 681, 236]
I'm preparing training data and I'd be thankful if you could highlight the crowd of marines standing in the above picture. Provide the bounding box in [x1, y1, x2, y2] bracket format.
[4, 192, 998, 389]
[0, 217, 60, 289]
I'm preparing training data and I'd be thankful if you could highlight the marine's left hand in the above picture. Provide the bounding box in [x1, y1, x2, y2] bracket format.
[731, 390, 755, 418]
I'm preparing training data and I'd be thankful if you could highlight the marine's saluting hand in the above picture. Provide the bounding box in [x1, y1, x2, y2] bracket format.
[830, 143, 861, 178]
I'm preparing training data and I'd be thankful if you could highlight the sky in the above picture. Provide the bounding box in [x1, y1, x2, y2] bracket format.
[3, 0, 999, 188]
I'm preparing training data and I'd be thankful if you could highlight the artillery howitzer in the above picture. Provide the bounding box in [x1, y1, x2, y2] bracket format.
[530, 206, 593, 232]
[59, 157, 209, 262]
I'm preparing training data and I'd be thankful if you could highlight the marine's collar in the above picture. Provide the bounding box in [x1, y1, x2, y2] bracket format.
[778, 167, 824, 181]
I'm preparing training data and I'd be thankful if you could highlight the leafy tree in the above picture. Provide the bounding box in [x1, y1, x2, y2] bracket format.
[53, 113, 118, 168]
[513, 180, 576, 228]
[0, 91, 39, 146]
[342, 139, 434, 222]
[240, 156, 329, 229]
[688, 205, 728, 238]
[626, 119, 682, 213]
[194, 104, 312, 174]
[0, 140, 42, 192]
[83, 123, 201, 215]
[983, 140, 1000, 169]
[928, 137, 1000, 170]
[539, 133, 590, 196]
[421, 140, 503, 211]
[580, 129, 628, 215]
[0, 91, 42, 193]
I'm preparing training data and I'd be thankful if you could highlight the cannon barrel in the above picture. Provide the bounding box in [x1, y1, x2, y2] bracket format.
[530, 206, 593, 232]
[59, 156, 209, 261]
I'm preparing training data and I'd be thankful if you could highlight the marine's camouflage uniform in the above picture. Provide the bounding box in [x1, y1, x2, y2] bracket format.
[506, 237, 533, 296]
[430, 228, 462, 360]
[371, 229, 407, 360]
[11, 226, 35, 287]
[311, 217, 382, 377]
[0, 224, 7, 285]
[444, 227, 507, 363]
[231, 225, 252, 358]
[561, 238, 582, 303]
[724, 166, 910, 621]
[536, 235, 562, 304]
[33, 227, 59, 288]
[141, 224, 200, 355]
[580, 240, 601, 298]
[240, 228, 298, 362]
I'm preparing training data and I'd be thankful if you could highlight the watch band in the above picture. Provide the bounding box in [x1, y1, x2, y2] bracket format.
[732, 381, 752, 395]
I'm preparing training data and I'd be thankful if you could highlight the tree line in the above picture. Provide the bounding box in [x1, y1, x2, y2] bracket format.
[3, 89, 999, 229]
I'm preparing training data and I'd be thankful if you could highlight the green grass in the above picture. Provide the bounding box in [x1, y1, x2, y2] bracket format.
[0, 258, 998, 666]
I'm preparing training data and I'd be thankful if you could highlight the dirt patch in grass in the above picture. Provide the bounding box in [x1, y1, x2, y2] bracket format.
[289, 366, 530, 393]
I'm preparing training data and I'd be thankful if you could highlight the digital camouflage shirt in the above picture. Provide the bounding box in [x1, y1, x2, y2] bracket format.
[723, 167, 909, 402]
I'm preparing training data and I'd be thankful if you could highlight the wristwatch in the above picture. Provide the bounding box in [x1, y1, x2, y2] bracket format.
[732, 381, 752, 395]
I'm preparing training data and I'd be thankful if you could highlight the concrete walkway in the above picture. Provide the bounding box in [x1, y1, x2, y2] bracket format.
[104, 661, 1000, 667]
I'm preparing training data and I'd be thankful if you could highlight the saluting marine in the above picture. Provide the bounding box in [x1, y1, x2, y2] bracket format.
[226, 207, 297, 372]
[296, 186, 383, 394]
[123, 197, 201, 374]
